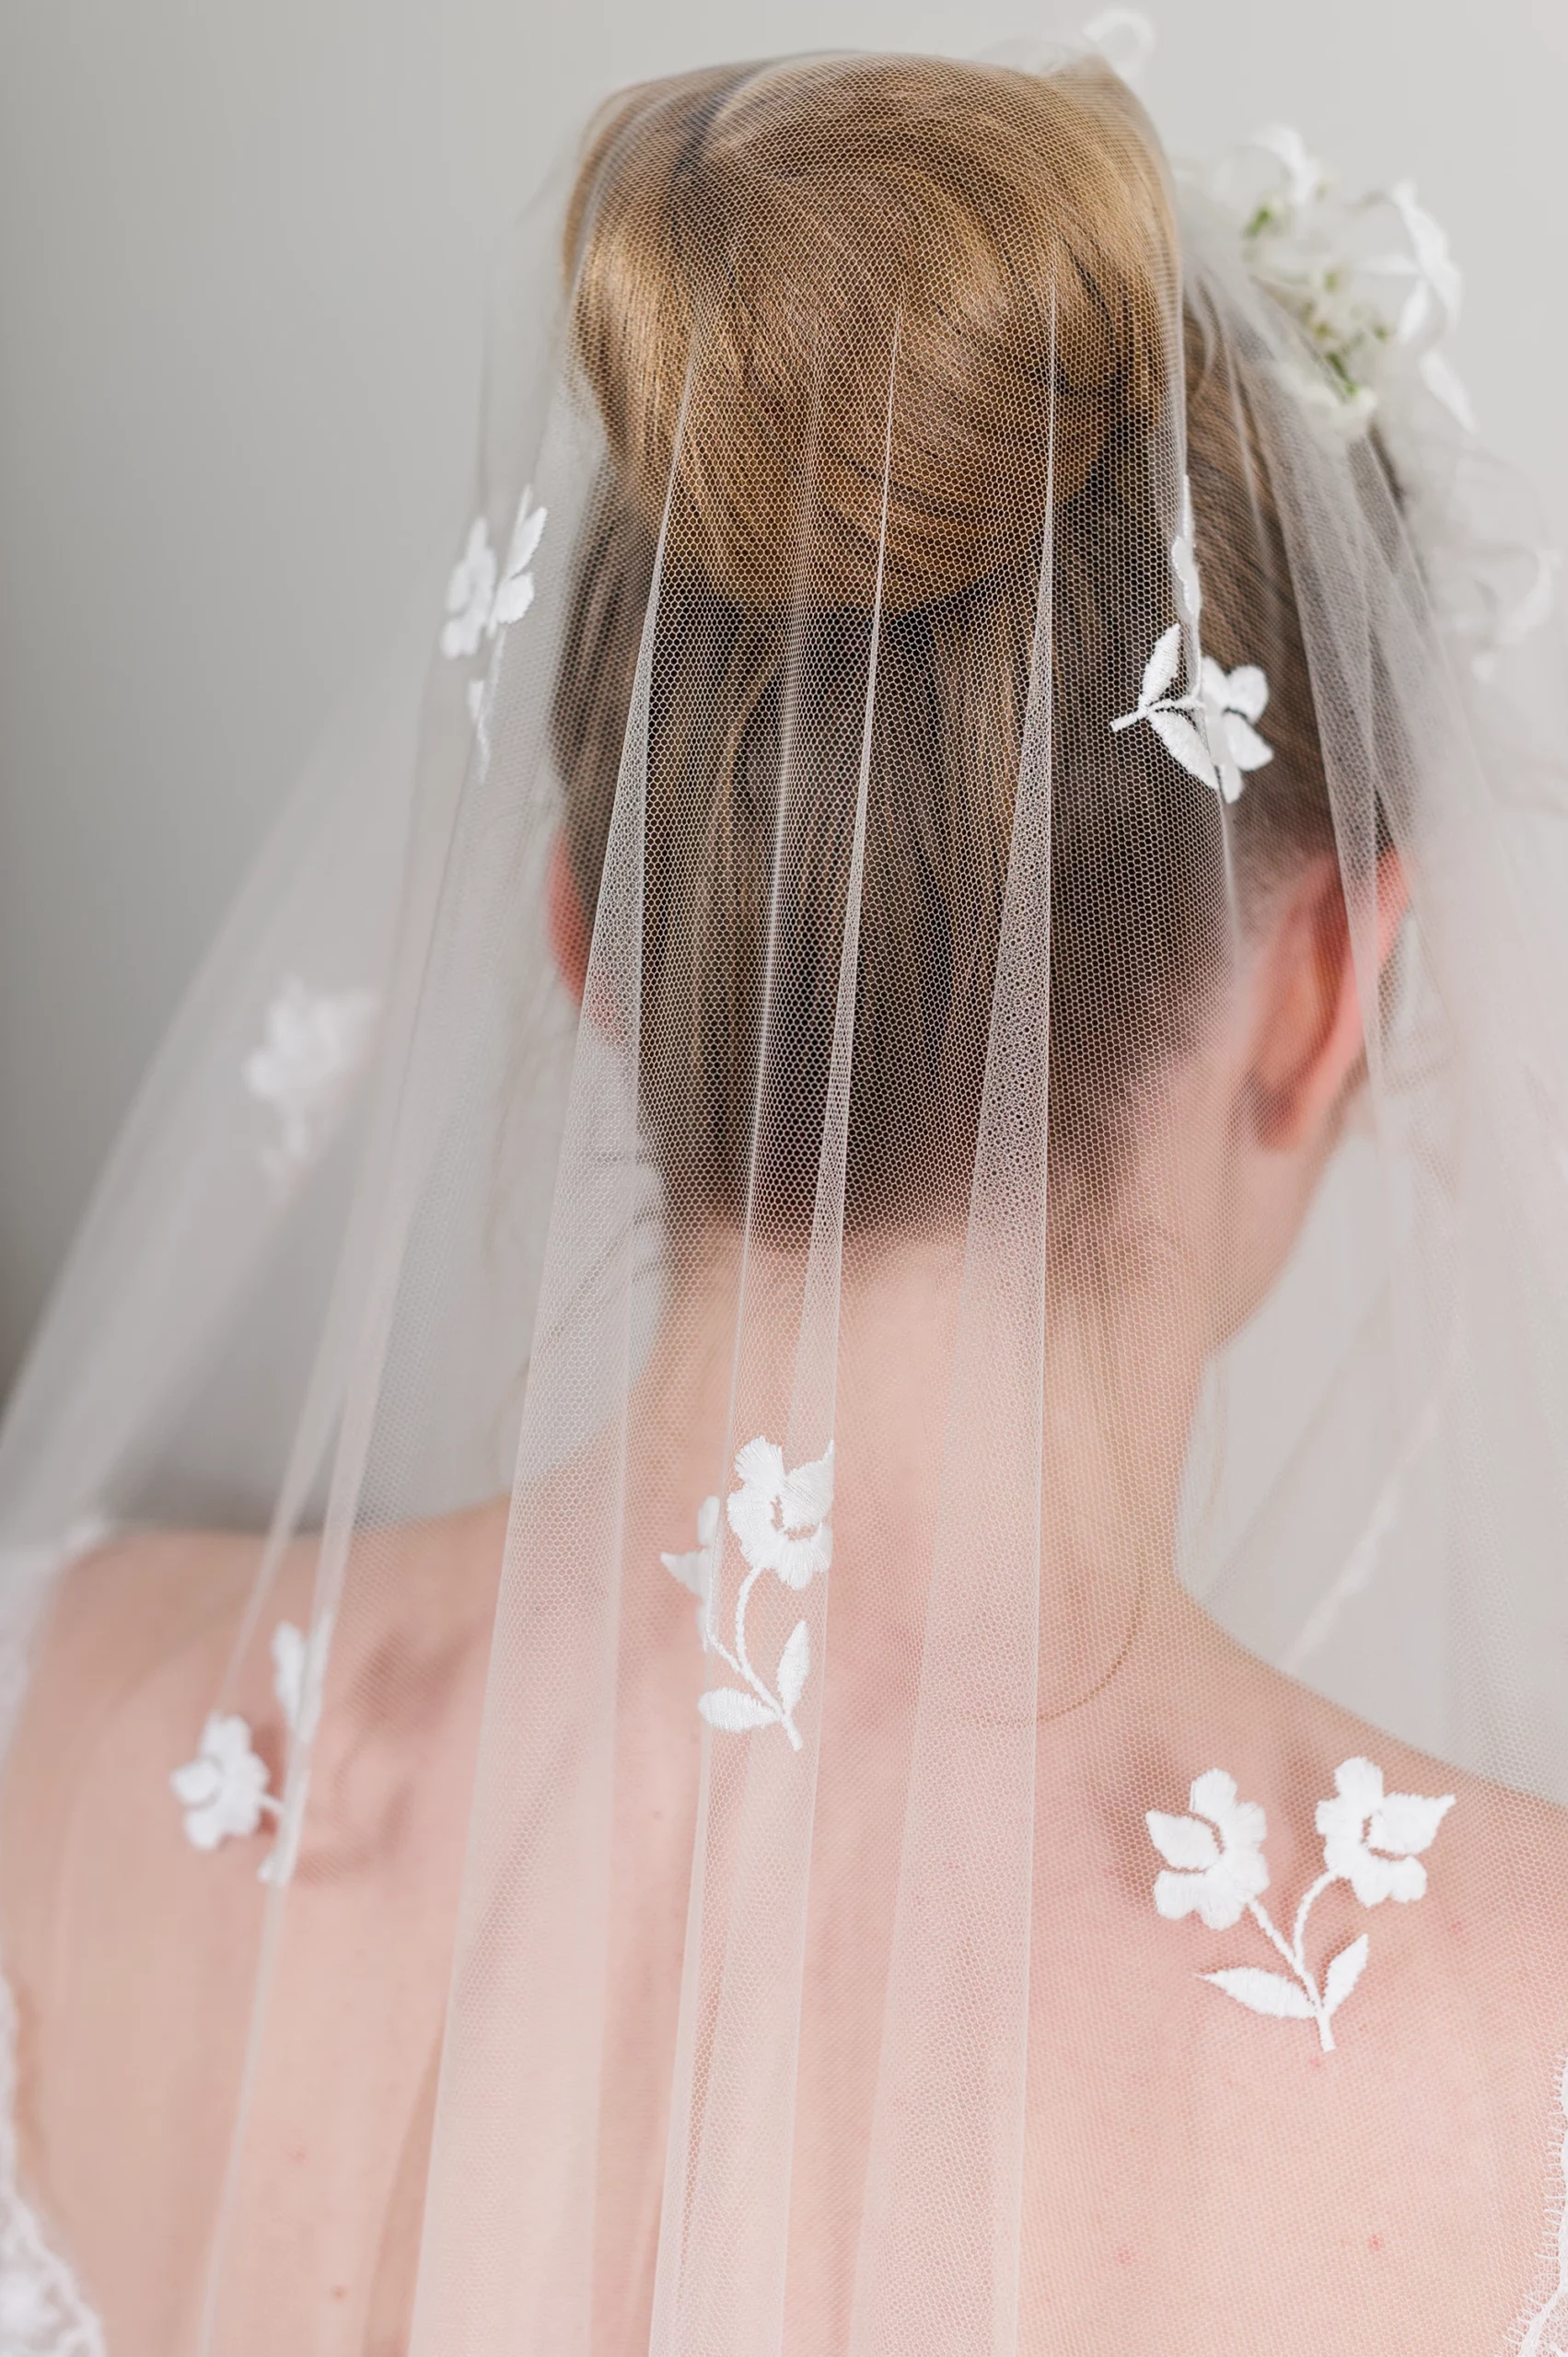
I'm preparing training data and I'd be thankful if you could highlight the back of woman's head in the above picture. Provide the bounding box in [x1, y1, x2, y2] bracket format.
[551, 53, 1337, 1238]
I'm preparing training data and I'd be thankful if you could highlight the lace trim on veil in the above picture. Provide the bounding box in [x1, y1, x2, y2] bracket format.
[0, 1970, 104, 2356]
[0, 1531, 108, 2353]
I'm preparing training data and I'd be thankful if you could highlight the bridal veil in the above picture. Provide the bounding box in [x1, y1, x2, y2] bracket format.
[3, 41, 1568, 2356]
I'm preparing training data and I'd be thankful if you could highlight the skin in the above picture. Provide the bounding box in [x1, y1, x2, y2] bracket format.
[3, 844, 1566, 2356]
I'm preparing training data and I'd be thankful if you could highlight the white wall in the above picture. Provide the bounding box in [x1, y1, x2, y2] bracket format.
[2, 0, 1564, 1394]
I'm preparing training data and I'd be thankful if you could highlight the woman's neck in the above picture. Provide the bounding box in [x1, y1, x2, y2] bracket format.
[633, 1220, 1211, 1709]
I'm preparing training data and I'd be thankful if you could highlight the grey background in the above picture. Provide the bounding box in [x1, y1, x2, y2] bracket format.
[2, 0, 1565, 1398]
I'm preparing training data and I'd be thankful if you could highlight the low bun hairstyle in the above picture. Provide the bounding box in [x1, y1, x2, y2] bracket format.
[551, 55, 1336, 1237]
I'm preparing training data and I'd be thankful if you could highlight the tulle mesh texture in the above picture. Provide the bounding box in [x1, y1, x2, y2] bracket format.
[5, 46, 1568, 2357]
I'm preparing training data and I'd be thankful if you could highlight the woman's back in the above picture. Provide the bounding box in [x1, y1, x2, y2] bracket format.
[5, 39, 1568, 2356]
[9, 1459, 1568, 2352]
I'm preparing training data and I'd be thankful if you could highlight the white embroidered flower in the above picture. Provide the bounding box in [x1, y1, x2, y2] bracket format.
[726, 1437, 835, 1591]
[664, 1435, 834, 1747]
[1147, 1768, 1271, 1932]
[441, 488, 549, 665]
[244, 976, 379, 1187]
[170, 1713, 271, 1851]
[171, 1618, 326, 1872]
[661, 1493, 721, 1650]
[1149, 1754, 1455, 2049]
[1315, 1755, 1455, 1905]
[1194, 656, 1274, 800]
[1111, 624, 1274, 807]
[440, 518, 497, 659]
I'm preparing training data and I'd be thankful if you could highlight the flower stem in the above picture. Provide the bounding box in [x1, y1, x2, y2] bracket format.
[728, 1558, 798, 1747]
[1246, 1895, 1334, 2051]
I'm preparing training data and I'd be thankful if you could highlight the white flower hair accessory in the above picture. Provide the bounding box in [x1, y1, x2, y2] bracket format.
[1206, 124, 1472, 441]
[662, 1436, 833, 1748]
[1147, 1755, 1454, 2051]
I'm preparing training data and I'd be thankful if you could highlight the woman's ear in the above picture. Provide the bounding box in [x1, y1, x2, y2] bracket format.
[547, 835, 591, 1006]
[1249, 848, 1409, 1152]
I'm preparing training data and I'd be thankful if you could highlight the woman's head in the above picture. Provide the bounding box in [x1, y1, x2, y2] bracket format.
[550, 53, 1364, 1259]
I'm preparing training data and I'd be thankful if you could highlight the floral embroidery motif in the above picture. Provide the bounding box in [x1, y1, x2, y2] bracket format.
[440, 487, 549, 740]
[1111, 624, 1273, 806]
[171, 1617, 332, 1880]
[1147, 1756, 1454, 2050]
[663, 1437, 833, 1749]
[170, 1713, 276, 1851]
[1112, 482, 1273, 805]
[243, 977, 379, 1189]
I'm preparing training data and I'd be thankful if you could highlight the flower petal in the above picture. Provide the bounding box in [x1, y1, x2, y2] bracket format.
[1332, 1756, 1386, 1813]
[1384, 1853, 1428, 1902]
[780, 1441, 835, 1530]
[1146, 1809, 1221, 1871]
[1368, 1791, 1454, 1855]
[774, 1520, 831, 1591]
[1223, 714, 1274, 772]
[1220, 662, 1270, 723]
[733, 1436, 784, 1498]
[491, 569, 536, 630]
[505, 495, 548, 576]
[1346, 1846, 1397, 1908]
[662, 1545, 712, 1600]
[1154, 1868, 1208, 1921]
[170, 1757, 219, 1808]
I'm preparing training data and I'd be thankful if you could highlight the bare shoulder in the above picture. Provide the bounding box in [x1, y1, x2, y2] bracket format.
[0, 1501, 508, 1992]
[1243, 1637, 1568, 2096]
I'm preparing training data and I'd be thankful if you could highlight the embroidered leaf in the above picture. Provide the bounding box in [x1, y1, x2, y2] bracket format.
[1146, 1809, 1221, 1871]
[698, 1688, 777, 1733]
[1148, 706, 1219, 793]
[1322, 1933, 1370, 2018]
[777, 1620, 810, 1716]
[1202, 1967, 1316, 2021]
[1140, 621, 1182, 708]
